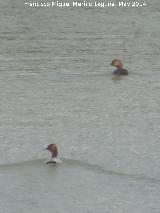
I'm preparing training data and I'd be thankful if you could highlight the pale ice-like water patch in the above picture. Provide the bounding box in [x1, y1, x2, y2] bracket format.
[0, 159, 160, 213]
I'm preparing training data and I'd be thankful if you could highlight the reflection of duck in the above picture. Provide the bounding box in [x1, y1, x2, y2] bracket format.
[45, 144, 58, 164]
[111, 59, 128, 75]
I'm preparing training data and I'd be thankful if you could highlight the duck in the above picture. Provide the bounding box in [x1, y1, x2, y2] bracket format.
[45, 144, 58, 164]
[111, 59, 128, 75]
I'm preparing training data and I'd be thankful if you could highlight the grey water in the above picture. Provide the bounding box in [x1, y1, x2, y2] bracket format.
[0, 0, 160, 212]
